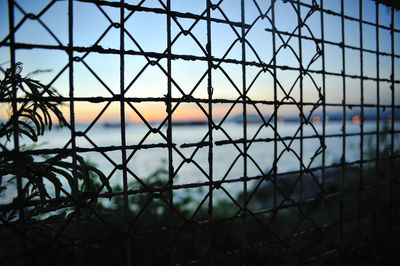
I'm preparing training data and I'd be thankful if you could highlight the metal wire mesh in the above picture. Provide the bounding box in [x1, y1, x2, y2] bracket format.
[1, 0, 399, 265]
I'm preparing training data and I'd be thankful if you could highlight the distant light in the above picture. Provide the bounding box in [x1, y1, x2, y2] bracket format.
[312, 115, 320, 124]
[352, 115, 360, 124]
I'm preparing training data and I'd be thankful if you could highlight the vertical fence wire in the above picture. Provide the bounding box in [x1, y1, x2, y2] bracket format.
[358, 0, 364, 258]
[67, 0, 84, 264]
[340, 0, 346, 255]
[373, 4, 380, 257]
[271, 0, 278, 230]
[206, 0, 214, 264]
[166, 0, 173, 206]
[320, 0, 326, 235]
[240, 0, 248, 263]
[166, 1, 175, 262]
[7, 0, 26, 264]
[118, 1, 132, 265]
[297, 0, 304, 228]
[389, 6, 395, 262]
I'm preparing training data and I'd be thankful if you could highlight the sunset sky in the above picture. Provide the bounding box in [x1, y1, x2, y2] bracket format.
[0, 0, 398, 123]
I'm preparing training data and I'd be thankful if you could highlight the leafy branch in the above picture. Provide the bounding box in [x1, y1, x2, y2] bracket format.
[0, 63, 110, 218]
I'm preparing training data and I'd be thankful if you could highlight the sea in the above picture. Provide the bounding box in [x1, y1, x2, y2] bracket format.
[2, 119, 398, 204]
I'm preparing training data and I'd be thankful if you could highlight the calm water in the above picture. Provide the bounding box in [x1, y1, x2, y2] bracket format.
[2, 120, 398, 203]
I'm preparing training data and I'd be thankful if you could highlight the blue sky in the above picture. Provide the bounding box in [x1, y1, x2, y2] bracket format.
[0, 0, 399, 122]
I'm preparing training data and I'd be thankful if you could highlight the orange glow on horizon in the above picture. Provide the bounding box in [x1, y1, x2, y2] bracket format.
[352, 115, 360, 124]
[312, 115, 320, 124]
[73, 102, 215, 123]
[1, 102, 265, 124]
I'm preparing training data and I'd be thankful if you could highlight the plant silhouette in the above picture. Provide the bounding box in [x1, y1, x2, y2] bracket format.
[0, 63, 110, 221]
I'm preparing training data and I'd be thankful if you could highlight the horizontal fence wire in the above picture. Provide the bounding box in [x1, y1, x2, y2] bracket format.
[1, 0, 400, 265]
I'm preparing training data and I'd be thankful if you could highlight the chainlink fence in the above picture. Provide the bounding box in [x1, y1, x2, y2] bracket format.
[1, 0, 400, 265]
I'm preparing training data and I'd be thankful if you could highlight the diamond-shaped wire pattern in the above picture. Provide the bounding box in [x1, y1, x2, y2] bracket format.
[1, 0, 400, 265]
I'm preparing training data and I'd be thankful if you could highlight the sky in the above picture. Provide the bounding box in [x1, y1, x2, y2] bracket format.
[0, 0, 399, 123]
